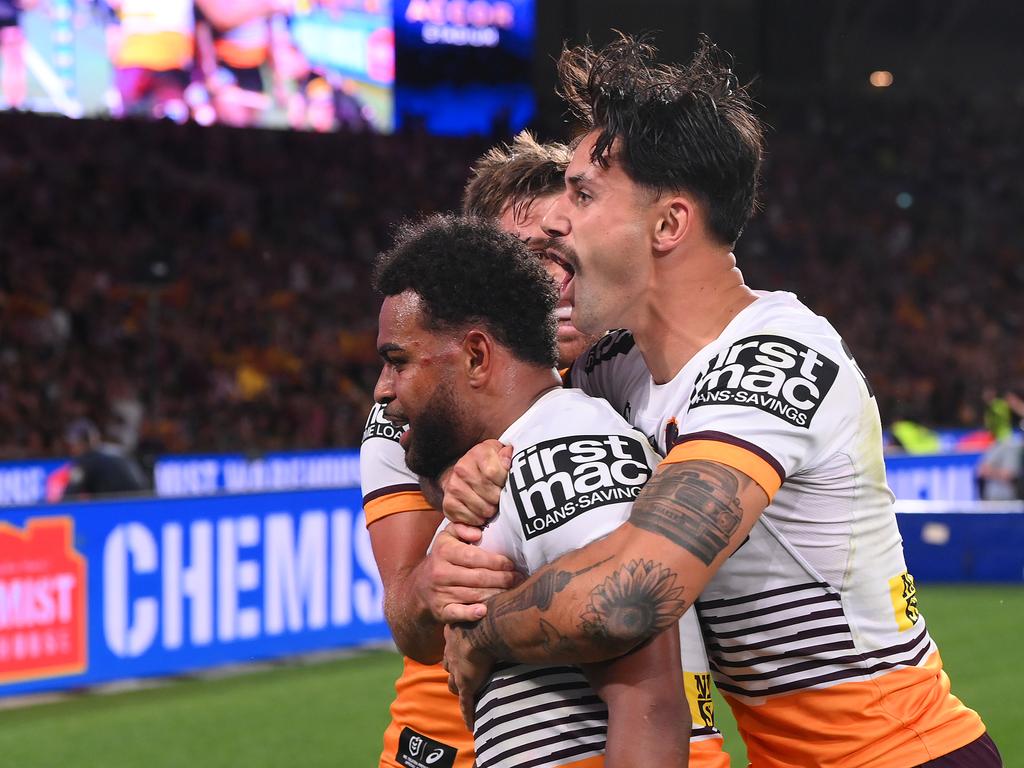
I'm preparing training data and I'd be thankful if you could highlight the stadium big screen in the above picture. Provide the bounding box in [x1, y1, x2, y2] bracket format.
[392, 0, 534, 135]
[1, 0, 535, 136]
[1, 0, 395, 132]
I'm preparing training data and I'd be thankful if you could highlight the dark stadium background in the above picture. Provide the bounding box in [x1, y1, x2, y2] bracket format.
[0, 1, 1021, 765]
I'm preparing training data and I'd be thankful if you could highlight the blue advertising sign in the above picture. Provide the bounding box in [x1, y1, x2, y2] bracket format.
[885, 452, 983, 501]
[0, 489, 385, 697]
[0, 459, 69, 506]
[896, 502, 1024, 582]
[395, 0, 533, 55]
[0, 448, 987, 508]
[393, 0, 535, 135]
[153, 450, 362, 497]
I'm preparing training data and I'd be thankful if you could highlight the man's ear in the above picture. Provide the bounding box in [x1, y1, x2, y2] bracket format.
[652, 194, 695, 254]
[463, 330, 493, 388]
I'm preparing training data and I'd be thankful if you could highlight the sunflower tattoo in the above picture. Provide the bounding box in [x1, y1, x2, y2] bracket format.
[580, 559, 686, 645]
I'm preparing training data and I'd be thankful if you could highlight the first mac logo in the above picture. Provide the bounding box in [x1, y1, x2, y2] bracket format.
[690, 335, 839, 428]
[509, 435, 651, 540]
[0, 517, 87, 685]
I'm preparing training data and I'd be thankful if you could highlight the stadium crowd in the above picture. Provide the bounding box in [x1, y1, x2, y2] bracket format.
[0, 96, 1021, 460]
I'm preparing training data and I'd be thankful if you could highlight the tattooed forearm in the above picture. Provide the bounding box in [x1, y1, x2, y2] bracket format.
[490, 556, 614, 620]
[459, 612, 514, 660]
[539, 619, 577, 656]
[630, 461, 749, 565]
[580, 560, 687, 650]
[465, 557, 614, 658]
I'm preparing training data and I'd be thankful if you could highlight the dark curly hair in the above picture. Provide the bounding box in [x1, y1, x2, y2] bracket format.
[373, 214, 559, 368]
[558, 33, 763, 246]
[462, 131, 571, 221]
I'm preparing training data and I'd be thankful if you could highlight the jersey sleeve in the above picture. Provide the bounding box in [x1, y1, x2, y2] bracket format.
[665, 332, 865, 501]
[563, 330, 639, 414]
[496, 426, 660, 574]
[360, 403, 432, 527]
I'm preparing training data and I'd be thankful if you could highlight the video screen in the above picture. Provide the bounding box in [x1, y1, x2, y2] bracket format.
[393, 0, 534, 136]
[0, 0, 394, 132]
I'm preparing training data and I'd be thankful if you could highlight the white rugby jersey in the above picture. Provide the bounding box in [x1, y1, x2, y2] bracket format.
[362, 394, 730, 768]
[567, 291, 986, 768]
[360, 403, 433, 526]
[360, 404, 477, 768]
[474, 388, 655, 768]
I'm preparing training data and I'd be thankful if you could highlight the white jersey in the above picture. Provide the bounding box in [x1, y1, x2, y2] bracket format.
[360, 403, 429, 526]
[567, 291, 986, 768]
[473, 388, 731, 768]
[360, 404, 477, 768]
[362, 391, 729, 768]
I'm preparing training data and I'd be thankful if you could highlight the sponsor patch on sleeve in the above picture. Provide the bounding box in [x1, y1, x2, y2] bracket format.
[508, 434, 652, 540]
[689, 335, 839, 428]
[362, 403, 405, 444]
[396, 727, 458, 768]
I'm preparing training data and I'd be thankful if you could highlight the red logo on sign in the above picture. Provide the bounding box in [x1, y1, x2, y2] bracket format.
[0, 518, 87, 684]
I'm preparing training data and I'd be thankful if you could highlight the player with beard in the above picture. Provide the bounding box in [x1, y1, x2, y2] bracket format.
[361, 133, 730, 768]
[439, 35, 1000, 768]
[373, 213, 689, 768]
[359, 133, 597, 768]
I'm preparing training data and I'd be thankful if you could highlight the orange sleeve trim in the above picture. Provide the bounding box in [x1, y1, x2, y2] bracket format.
[662, 437, 784, 501]
[364, 490, 433, 526]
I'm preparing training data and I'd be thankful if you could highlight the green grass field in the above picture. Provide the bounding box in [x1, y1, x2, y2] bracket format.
[1, 586, 1021, 767]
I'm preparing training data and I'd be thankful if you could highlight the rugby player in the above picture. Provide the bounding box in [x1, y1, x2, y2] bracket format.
[361, 133, 730, 767]
[359, 134, 594, 768]
[373, 213, 691, 768]
[440, 35, 1001, 768]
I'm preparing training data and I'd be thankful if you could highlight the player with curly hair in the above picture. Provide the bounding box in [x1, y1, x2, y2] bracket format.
[373, 213, 690, 768]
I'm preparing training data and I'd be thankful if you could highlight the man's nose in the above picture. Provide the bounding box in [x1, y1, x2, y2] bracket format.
[541, 195, 571, 239]
[374, 366, 394, 405]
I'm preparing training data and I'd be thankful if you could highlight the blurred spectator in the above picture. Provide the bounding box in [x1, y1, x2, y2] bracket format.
[976, 391, 1024, 501]
[0, 91, 1021, 459]
[0, 112, 483, 458]
[53, 418, 149, 500]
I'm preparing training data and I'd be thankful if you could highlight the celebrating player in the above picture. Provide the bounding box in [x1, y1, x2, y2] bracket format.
[360, 133, 730, 767]
[373, 213, 690, 768]
[440, 34, 1002, 768]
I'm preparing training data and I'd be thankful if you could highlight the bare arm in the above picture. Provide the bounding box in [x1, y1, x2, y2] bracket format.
[582, 627, 689, 768]
[444, 460, 768, 715]
[368, 511, 520, 664]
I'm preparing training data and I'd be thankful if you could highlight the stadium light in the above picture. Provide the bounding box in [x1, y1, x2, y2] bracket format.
[870, 70, 894, 88]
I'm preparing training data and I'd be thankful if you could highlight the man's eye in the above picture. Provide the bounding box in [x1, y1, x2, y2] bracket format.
[576, 190, 592, 204]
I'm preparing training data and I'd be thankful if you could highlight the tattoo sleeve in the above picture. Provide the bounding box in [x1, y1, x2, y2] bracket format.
[629, 460, 748, 565]
[580, 560, 685, 646]
[459, 461, 759, 664]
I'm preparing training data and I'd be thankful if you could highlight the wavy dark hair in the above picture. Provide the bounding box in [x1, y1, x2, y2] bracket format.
[373, 214, 559, 368]
[558, 33, 763, 246]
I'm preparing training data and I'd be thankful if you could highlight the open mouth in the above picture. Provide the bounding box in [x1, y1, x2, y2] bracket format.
[545, 251, 576, 295]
